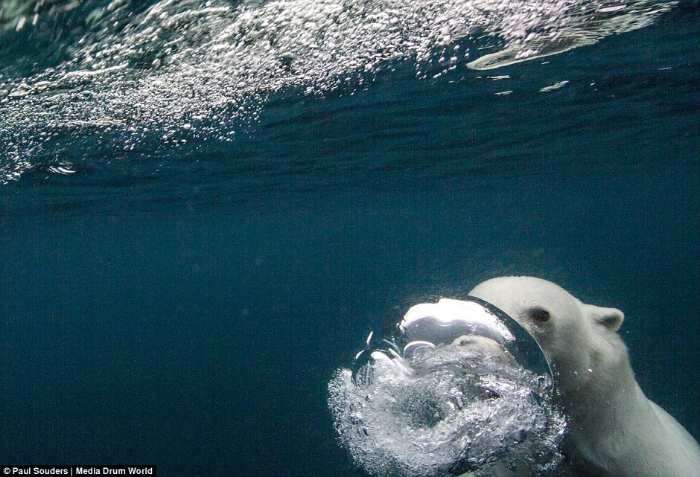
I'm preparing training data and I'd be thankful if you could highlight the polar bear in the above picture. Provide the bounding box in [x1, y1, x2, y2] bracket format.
[468, 276, 700, 477]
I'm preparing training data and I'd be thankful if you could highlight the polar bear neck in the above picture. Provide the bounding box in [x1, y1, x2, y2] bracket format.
[555, 336, 639, 423]
[556, 336, 700, 477]
[552, 319, 635, 401]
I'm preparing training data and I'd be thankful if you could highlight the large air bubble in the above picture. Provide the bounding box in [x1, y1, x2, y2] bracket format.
[327, 297, 566, 477]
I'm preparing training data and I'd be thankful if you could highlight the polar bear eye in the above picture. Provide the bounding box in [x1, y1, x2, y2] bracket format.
[528, 307, 551, 323]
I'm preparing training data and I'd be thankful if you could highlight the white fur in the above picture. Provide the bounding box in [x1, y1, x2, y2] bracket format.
[468, 276, 700, 477]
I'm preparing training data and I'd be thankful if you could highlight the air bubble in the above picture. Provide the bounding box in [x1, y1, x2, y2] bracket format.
[328, 344, 565, 477]
[329, 298, 566, 477]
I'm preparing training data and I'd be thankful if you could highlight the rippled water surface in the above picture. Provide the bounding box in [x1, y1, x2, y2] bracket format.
[0, 0, 699, 475]
[0, 0, 687, 192]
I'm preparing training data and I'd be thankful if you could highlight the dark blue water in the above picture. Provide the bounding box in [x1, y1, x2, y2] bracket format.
[1, 0, 699, 475]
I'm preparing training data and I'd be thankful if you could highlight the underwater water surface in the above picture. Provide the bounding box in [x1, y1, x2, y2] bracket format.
[0, 0, 699, 475]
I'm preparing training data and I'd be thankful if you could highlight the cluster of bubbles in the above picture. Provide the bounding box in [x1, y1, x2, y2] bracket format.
[328, 332, 566, 476]
[1, 0, 676, 183]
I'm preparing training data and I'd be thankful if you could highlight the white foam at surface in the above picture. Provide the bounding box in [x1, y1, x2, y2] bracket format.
[0, 0, 677, 183]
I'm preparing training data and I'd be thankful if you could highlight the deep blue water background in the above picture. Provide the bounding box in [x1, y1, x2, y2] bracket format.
[1, 0, 700, 475]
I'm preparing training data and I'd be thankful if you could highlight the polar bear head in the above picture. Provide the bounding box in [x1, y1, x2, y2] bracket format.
[469, 276, 626, 399]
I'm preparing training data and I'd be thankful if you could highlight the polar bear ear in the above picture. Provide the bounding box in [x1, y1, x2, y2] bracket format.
[583, 304, 625, 332]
